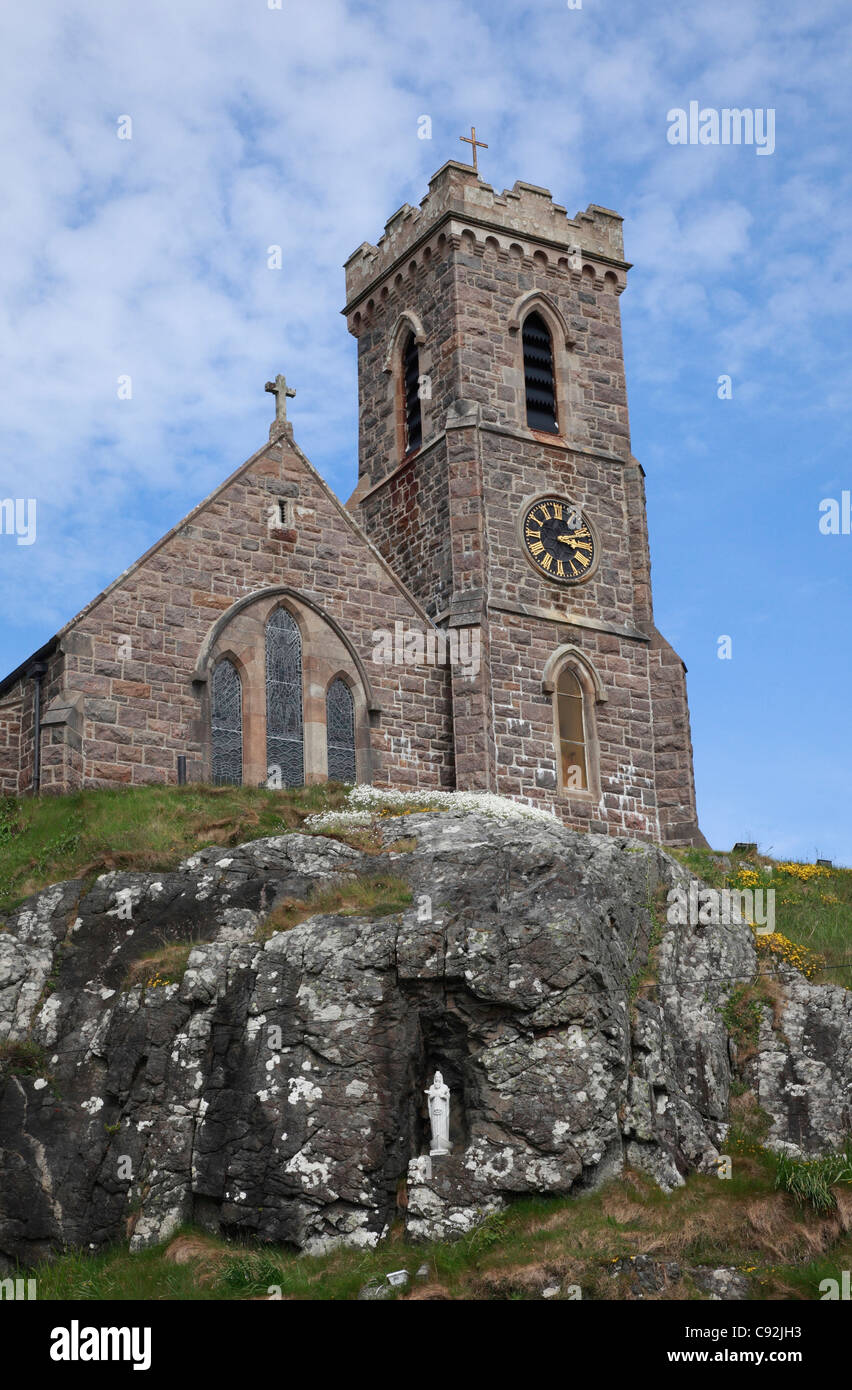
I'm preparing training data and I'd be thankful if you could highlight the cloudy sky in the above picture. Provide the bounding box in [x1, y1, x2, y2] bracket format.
[1, 0, 850, 859]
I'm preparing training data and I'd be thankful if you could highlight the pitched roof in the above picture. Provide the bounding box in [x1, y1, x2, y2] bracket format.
[0, 426, 435, 699]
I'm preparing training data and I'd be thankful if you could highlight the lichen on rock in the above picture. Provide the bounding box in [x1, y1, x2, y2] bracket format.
[0, 810, 849, 1265]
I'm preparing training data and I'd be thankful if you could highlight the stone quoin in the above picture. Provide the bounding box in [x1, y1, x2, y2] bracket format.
[0, 160, 705, 846]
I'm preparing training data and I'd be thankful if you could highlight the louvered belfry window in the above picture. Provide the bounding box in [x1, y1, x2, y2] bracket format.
[266, 608, 304, 788]
[523, 311, 559, 433]
[326, 678, 356, 783]
[402, 330, 422, 454]
[211, 659, 243, 786]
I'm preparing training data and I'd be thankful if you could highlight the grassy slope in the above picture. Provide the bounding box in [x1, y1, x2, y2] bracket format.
[2, 787, 850, 987]
[24, 1158, 852, 1301]
[672, 844, 852, 990]
[0, 783, 352, 916]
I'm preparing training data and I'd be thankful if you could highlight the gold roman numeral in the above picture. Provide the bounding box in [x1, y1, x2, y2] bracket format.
[529, 540, 544, 555]
[552, 503, 562, 520]
[556, 559, 565, 577]
[540, 551, 553, 570]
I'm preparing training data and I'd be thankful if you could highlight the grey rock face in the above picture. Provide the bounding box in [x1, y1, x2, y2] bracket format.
[609, 1256, 750, 1301]
[0, 811, 849, 1265]
[750, 968, 852, 1156]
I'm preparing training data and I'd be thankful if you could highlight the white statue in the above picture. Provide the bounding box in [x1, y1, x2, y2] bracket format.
[425, 1070, 451, 1156]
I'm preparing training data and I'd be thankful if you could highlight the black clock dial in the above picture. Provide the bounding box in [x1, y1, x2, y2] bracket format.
[521, 497, 596, 583]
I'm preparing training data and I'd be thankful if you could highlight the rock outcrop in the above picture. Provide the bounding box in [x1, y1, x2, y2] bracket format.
[0, 811, 849, 1267]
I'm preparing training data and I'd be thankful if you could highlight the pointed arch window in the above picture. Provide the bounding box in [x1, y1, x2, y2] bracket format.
[523, 311, 558, 433]
[402, 330, 422, 454]
[211, 659, 243, 786]
[266, 609, 304, 787]
[326, 678, 356, 783]
[556, 667, 587, 791]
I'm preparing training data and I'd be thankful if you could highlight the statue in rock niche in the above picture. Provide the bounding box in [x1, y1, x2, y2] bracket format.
[425, 1071, 451, 1156]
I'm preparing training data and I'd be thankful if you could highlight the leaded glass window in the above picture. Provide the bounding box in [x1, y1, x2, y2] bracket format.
[556, 667, 587, 791]
[326, 678, 356, 783]
[266, 608, 304, 788]
[211, 659, 243, 786]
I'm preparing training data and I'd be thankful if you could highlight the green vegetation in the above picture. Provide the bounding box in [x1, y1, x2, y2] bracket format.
[0, 1038, 49, 1081]
[630, 878, 669, 1002]
[719, 979, 782, 1054]
[0, 796, 25, 846]
[726, 1089, 774, 1159]
[255, 874, 413, 942]
[775, 1143, 852, 1215]
[122, 941, 196, 991]
[671, 846, 852, 990]
[18, 1146, 852, 1300]
[0, 783, 355, 915]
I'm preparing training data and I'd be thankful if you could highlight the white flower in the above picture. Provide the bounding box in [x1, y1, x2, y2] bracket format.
[301, 785, 555, 831]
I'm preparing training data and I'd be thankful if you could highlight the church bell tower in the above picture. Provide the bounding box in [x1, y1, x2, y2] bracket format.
[342, 158, 704, 846]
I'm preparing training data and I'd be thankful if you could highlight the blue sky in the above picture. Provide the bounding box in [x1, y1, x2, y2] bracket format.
[1, 0, 850, 860]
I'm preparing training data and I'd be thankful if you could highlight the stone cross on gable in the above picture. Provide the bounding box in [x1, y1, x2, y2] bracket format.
[265, 373, 296, 424]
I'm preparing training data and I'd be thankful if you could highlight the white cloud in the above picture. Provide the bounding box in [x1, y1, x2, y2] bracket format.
[0, 0, 850, 688]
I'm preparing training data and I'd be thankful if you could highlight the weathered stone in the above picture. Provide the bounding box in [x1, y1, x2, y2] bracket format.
[609, 1256, 750, 1300]
[750, 968, 852, 1156]
[1, 812, 848, 1267]
[0, 163, 703, 853]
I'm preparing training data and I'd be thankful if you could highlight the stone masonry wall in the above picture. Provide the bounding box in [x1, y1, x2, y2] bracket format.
[483, 433, 642, 630]
[0, 686, 24, 796]
[26, 435, 454, 794]
[346, 162, 702, 844]
[489, 610, 659, 838]
[0, 647, 69, 797]
[648, 633, 703, 844]
[359, 438, 452, 617]
[350, 229, 459, 497]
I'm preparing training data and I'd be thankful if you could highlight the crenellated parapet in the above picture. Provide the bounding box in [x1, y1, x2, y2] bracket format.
[343, 161, 628, 321]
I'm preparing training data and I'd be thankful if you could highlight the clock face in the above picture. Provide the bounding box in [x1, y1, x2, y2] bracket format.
[521, 497, 596, 583]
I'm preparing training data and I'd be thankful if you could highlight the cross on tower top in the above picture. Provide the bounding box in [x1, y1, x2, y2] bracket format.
[459, 125, 488, 172]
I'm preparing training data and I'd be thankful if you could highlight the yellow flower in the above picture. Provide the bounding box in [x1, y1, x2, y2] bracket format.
[777, 862, 830, 881]
[754, 931, 824, 979]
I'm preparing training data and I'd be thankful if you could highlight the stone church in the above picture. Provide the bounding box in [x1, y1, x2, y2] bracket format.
[0, 159, 704, 845]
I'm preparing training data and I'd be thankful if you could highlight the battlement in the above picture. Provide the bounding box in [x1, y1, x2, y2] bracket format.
[343, 160, 626, 307]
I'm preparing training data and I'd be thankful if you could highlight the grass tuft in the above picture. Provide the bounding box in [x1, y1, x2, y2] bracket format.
[122, 942, 195, 991]
[0, 1038, 49, 1080]
[256, 874, 413, 942]
[775, 1142, 852, 1214]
